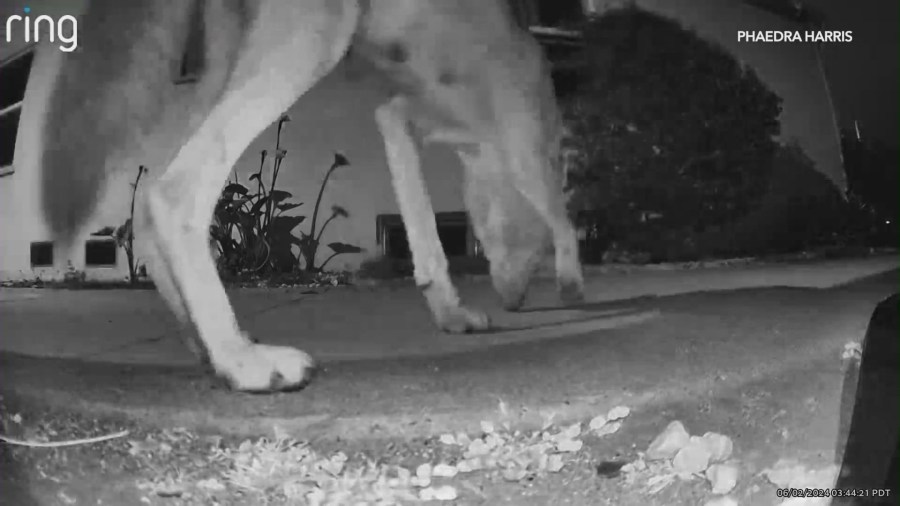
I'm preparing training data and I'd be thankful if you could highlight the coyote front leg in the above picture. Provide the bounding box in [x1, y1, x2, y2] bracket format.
[144, 0, 359, 392]
[375, 97, 490, 333]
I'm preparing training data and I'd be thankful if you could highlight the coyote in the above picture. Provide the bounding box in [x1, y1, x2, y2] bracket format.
[41, 0, 584, 392]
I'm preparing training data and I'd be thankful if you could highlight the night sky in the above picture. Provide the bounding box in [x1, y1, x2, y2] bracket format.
[815, 0, 899, 147]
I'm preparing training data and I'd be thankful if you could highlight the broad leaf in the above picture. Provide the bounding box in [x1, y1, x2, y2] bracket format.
[223, 183, 249, 196]
[327, 242, 364, 254]
[269, 190, 293, 204]
[277, 202, 303, 213]
[92, 226, 116, 236]
[249, 196, 270, 216]
[269, 215, 306, 234]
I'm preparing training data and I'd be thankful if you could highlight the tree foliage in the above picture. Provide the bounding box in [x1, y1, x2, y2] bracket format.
[562, 5, 784, 260]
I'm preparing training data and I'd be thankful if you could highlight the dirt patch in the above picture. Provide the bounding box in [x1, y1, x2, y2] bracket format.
[0, 355, 853, 505]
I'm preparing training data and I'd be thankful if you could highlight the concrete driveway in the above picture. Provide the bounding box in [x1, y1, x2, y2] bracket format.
[0, 255, 895, 441]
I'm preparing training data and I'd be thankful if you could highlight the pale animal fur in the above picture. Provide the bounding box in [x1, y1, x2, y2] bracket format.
[40, 0, 584, 392]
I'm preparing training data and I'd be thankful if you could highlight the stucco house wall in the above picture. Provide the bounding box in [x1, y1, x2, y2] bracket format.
[0, 0, 843, 281]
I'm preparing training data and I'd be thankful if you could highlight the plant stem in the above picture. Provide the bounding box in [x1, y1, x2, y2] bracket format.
[317, 252, 340, 272]
[127, 166, 146, 284]
[307, 160, 340, 271]
[315, 213, 337, 244]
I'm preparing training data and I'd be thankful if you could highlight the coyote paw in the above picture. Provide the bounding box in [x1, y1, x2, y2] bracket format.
[558, 275, 585, 305]
[436, 305, 491, 333]
[214, 342, 316, 393]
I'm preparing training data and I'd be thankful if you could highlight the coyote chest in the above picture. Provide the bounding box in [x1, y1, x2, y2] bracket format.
[351, 0, 532, 144]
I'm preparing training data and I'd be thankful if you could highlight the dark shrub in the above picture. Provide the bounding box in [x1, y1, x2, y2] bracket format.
[704, 142, 846, 255]
[562, 5, 783, 262]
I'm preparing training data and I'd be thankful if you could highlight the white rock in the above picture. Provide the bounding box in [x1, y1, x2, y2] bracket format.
[485, 433, 503, 449]
[706, 463, 739, 494]
[466, 438, 490, 457]
[622, 458, 647, 474]
[761, 458, 808, 488]
[502, 467, 528, 482]
[672, 440, 711, 475]
[842, 341, 862, 360]
[788, 464, 839, 490]
[589, 414, 608, 431]
[703, 496, 739, 506]
[647, 421, 691, 460]
[556, 438, 583, 453]
[195, 478, 225, 491]
[465, 457, 485, 472]
[556, 423, 582, 441]
[696, 432, 734, 463]
[438, 434, 456, 446]
[415, 463, 432, 479]
[547, 454, 565, 472]
[419, 485, 458, 501]
[595, 421, 622, 437]
[410, 476, 431, 488]
[480, 420, 495, 434]
[607, 405, 631, 420]
[432, 463, 458, 478]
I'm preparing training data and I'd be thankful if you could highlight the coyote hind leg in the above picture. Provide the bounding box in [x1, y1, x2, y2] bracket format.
[496, 76, 584, 303]
[375, 97, 490, 333]
[144, 0, 359, 392]
[509, 160, 584, 305]
[460, 147, 550, 311]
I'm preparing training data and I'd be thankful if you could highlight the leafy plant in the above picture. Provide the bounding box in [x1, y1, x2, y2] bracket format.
[93, 165, 148, 284]
[295, 153, 364, 273]
[210, 115, 362, 277]
[211, 115, 302, 275]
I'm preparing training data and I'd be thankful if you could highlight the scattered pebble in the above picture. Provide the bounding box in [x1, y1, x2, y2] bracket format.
[706, 463, 739, 494]
[672, 440, 712, 475]
[607, 406, 631, 420]
[419, 485, 458, 501]
[646, 421, 691, 460]
[595, 421, 622, 437]
[841, 341, 862, 361]
[697, 432, 734, 463]
[589, 415, 608, 431]
[432, 463, 458, 478]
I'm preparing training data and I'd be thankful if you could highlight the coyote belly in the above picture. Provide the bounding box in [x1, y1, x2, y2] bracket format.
[40, 0, 584, 393]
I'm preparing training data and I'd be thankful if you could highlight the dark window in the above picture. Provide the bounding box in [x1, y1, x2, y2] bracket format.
[85, 240, 117, 266]
[0, 50, 33, 110]
[0, 107, 21, 168]
[377, 212, 474, 259]
[0, 49, 34, 172]
[438, 223, 469, 257]
[385, 220, 411, 260]
[508, 0, 584, 29]
[30, 241, 53, 267]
